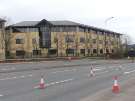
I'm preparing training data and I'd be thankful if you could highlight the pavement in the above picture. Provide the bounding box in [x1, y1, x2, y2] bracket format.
[0, 59, 134, 101]
[81, 76, 135, 101]
[0, 59, 131, 73]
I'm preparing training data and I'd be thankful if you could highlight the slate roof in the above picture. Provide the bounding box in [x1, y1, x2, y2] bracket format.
[11, 20, 82, 27]
[10, 19, 122, 35]
[12, 21, 39, 27]
[0, 18, 6, 22]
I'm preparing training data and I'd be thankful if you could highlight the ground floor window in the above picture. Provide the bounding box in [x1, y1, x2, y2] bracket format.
[33, 50, 41, 55]
[80, 49, 85, 55]
[112, 49, 114, 53]
[66, 49, 74, 54]
[48, 49, 57, 55]
[93, 49, 97, 54]
[88, 49, 91, 54]
[100, 49, 103, 54]
[16, 50, 25, 56]
[106, 49, 109, 53]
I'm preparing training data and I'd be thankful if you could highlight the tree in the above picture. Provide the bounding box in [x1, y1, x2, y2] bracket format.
[122, 35, 132, 56]
[32, 37, 40, 58]
[0, 16, 13, 59]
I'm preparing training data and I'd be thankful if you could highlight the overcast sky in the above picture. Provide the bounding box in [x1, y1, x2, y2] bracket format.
[0, 0, 135, 43]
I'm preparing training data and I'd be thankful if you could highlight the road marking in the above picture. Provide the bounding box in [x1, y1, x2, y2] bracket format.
[34, 78, 74, 89]
[124, 70, 135, 74]
[0, 74, 33, 81]
[20, 75, 25, 78]
[28, 74, 33, 77]
[1, 67, 16, 71]
[12, 76, 17, 79]
[52, 69, 76, 74]
[0, 94, 3, 97]
[94, 68, 105, 71]
[86, 70, 109, 77]
[96, 71, 109, 75]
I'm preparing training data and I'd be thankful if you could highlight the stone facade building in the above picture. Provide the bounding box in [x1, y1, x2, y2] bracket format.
[0, 18, 6, 60]
[7, 19, 122, 58]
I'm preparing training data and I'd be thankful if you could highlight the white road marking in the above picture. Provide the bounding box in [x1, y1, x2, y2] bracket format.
[0, 74, 33, 81]
[86, 70, 108, 77]
[1, 67, 15, 71]
[96, 71, 109, 75]
[34, 78, 74, 89]
[124, 70, 135, 74]
[0, 94, 3, 97]
[1, 68, 7, 70]
[11, 67, 16, 70]
[28, 74, 33, 77]
[94, 68, 105, 71]
[12, 77, 17, 79]
[20, 75, 25, 78]
[52, 69, 76, 74]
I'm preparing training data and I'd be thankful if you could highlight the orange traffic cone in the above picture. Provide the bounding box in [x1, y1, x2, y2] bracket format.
[90, 65, 95, 77]
[112, 76, 120, 93]
[68, 57, 71, 61]
[39, 76, 45, 89]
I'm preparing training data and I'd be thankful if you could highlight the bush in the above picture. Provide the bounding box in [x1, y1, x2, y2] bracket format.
[110, 51, 124, 59]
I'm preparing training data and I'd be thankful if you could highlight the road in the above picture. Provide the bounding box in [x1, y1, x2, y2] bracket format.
[0, 59, 134, 101]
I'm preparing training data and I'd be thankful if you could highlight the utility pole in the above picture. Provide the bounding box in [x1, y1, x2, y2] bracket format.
[104, 17, 115, 59]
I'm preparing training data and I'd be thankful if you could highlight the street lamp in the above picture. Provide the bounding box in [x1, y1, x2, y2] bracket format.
[104, 17, 115, 59]
[105, 17, 115, 26]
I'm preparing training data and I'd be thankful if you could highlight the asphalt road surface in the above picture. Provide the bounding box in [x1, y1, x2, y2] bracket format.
[0, 59, 134, 101]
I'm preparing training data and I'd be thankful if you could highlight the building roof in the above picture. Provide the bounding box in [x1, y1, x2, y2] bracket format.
[12, 21, 39, 27]
[50, 20, 81, 26]
[0, 18, 6, 22]
[10, 19, 122, 35]
[11, 20, 81, 27]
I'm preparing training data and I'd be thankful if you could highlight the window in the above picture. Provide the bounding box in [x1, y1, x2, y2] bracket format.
[79, 27, 85, 32]
[62, 26, 76, 32]
[51, 27, 61, 32]
[93, 49, 97, 53]
[0, 23, 3, 28]
[32, 38, 38, 44]
[91, 30, 96, 34]
[80, 37, 85, 43]
[88, 49, 91, 54]
[80, 49, 85, 54]
[100, 49, 103, 54]
[86, 38, 90, 43]
[16, 39, 24, 44]
[99, 40, 102, 44]
[111, 41, 114, 45]
[65, 35, 74, 43]
[112, 49, 114, 53]
[66, 49, 74, 54]
[33, 50, 41, 55]
[105, 41, 108, 45]
[49, 49, 57, 55]
[16, 50, 25, 56]
[93, 39, 96, 44]
[106, 49, 109, 53]
[39, 26, 51, 48]
[54, 37, 58, 43]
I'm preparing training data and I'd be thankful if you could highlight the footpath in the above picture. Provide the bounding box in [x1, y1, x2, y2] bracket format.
[81, 77, 135, 101]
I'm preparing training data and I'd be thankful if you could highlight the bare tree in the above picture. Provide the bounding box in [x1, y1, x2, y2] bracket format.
[122, 35, 132, 56]
[32, 37, 40, 58]
[0, 16, 13, 59]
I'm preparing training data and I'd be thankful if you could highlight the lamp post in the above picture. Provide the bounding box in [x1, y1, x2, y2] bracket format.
[104, 17, 115, 59]
[105, 17, 114, 26]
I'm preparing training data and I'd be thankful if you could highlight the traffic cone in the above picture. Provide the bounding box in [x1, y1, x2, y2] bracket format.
[39, 76, 45, 89]
[68, 57, 71, 61]
[112, 76, 120, 93]
[90, 65, 95, 77]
